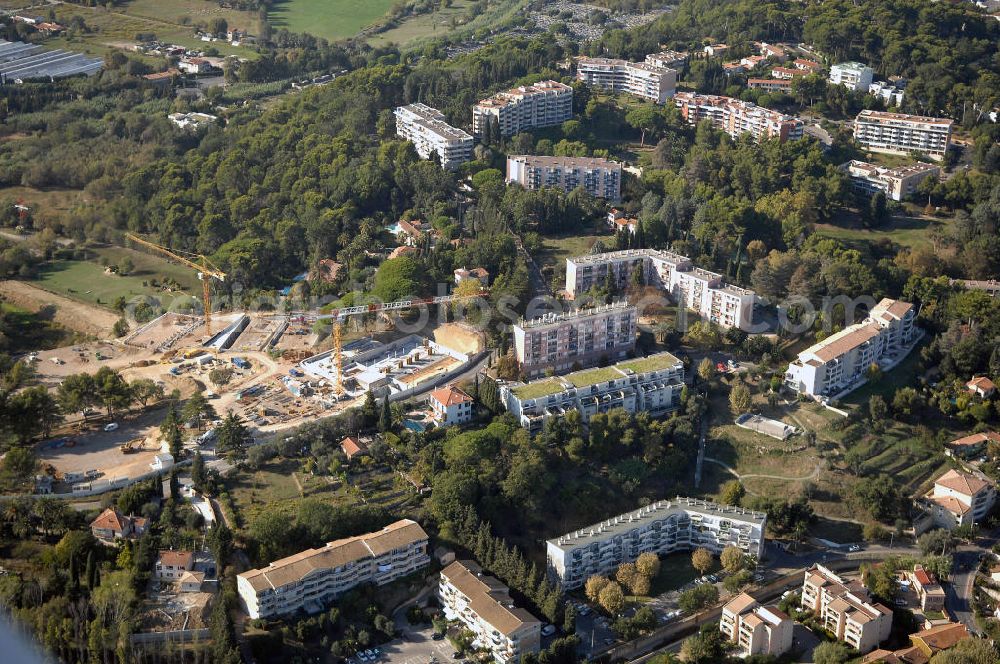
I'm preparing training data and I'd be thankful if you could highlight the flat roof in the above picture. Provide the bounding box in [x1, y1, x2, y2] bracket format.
[511, 379, 566, 400]
[564, 366, 625, 388]
[856, 109, 953, 127]
[617, 353, 682, 374]
[508, 154, 620, 169]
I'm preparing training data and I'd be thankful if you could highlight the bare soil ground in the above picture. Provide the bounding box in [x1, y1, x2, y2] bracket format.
[0, 280, 118, 337]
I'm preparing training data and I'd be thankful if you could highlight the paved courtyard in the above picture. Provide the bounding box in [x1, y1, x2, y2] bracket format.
[380, 625, 456, 664]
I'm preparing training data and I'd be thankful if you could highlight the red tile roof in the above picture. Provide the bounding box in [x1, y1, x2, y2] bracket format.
[967, 376, 996, 392]
[340, 436, 368, 459]
[430, 385, 472, 407]
[935, 469, 991, 496]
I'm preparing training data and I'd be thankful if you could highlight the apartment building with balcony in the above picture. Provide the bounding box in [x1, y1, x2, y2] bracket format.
[673, 92, 803, 143]
[237, 519, 430, 619]
[801, 565, 892, 654]
[546, 498, 766, 589]
[920, 469, 996, 530]
[829, 62, 874, 91]
[506, 155, 621, 199]
[720, 593, 793, 657]
[394, 103, 473, 170]
[747, 78, 793, 93]
[843, 160, 941, 201]
[575, 57, 677, 104]
[439, 560, 541, 664]
[854, 110, 953, 161]
[513, 302, 636, 378]
[784, 298, 916, 399]
[472, 80, 573, 137]
[645, 51, 688, 70]
[564, 249, 757, 330]
[501, 352, 684, 434]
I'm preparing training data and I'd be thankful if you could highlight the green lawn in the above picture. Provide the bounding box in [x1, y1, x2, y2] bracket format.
[809, 517, 864, 544]
[32, 245, 201, 311]
[647, 552, 720, 596]
[267, 0, 395, 40]
[838, 341, 927, 408]
[0, 302, 85, 351]
[814, 215, 944, 251]
[512, 378, 566, 400]
[226, 458, 344, 525]
[367, 0, 475, 47]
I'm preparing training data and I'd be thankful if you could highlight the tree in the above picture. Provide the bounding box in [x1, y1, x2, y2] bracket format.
[697, 357, 715, 382]
[635, 552, 660, 579]
[191, 451, 206, 492]
[181, 391, 213, 429]
[378, 398, 392, 432]
[57, 373, 97, 417]
[8, 386, 61, 442]
[616, 562, 638, 589]
[720, 545, 746, 573]
[362, 390, 378, 426]
[130, 378, 163, 409]
[868, 395, 888, 430]
[585, 575, 609, 603]
[691, 547, 713, 575]
[597, 580, 625, 615]
[373, 256, 426, 302]
[729, 384, 752, 414]
[112, 318, 129, 337]
[918, 529, 955, 556]
[679, 628, 726, 663]
[930, 637, 1000, 663]
[813, 641, 851, 664]
[719, 480, 745, 506]
[2, 446, 36, 481]
[678, 584, 719, 613]
[216, 413, 249, 462]
[92, 367, 133, 418]
[249, 511, 293, 562]
[160, 405, 183, 459]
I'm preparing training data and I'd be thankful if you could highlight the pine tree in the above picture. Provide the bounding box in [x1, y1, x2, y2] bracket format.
[362, 390, 378, 426]
[169, 469, 180, 501]
[378, 398, 392, 432]
[191, 451, 206, 491]
[85, 551, 96, 589]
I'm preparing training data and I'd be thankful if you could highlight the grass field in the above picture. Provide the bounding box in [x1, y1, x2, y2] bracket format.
[367, 0, 474, 47]
[31, 245, 202, 311]
[814, 214, 944, 251]
[267, 0, 395, 40]
[123, 0, 259, 33]
[647, 552, 720, 597]
[227, 458, 346, 525]
[0, 302, 85, 352]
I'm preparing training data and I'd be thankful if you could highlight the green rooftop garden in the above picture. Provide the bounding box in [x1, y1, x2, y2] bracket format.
[565, 366, 624, 388]
[512, 379, 566, 400]
[618, 353, 681, 375]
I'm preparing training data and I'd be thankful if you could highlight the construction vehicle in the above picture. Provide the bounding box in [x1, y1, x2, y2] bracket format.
[125, 233, 227, 336]
[120, 438, 143, 454]
[278, 289, 488, 396]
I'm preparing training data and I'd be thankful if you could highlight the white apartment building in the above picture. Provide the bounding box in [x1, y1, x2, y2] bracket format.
[784, 298, 916, 399]
[513, 302, 636, 378]
[854, 110, 953, 161]
[921, 469, 996, 530]
[237, 520, 430, 619]
[565, 248, 757, 330]
[801, 565, 892, 653]
[868, 81, 904, 107]
[546, 498, 766, 589]
[674, 92, 803, 142]
[472, 80, 573, 137]
[394, 103, 474, 170]
[502, 352, 685, 434]
[576, 57, 677, 104]
[747, 78, 793, 93]
[829, 62, 874, 92]
[645, 51, 688, 70]
[720, 593, 794, 657]
[429, 384, 473, 426]
[506, 155, 621, 200]
[843, 160, 940, 201]
[439, 560, 541, 664]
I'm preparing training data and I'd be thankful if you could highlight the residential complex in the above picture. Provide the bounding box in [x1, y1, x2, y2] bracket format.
[472, 80, 573, 137]
[575, 57, 677, 104]
[843, 160, 940, 202]
[865, 623, 970, 663]
[920, 468, 996, 530]
[720, 593, 794, 657]
[801, 565, 893, 653]
[829, 62, 874, 91]
[784, 298, 917, 399]
[747, 78, 793, 93]
[564, 248, 758, 330]
[394, 103, 474, 170]
[854, 110, 953, 161]
[506, 155, 621, 199]
[644, 51, 688, 70]
[512, 302, 637, 378]
[439, 560, 541, 664]
[545, 497, 767, 589]
[501, 351, 685, 434]
[673, 92, 803, 143]
[236, 519, 430, 619]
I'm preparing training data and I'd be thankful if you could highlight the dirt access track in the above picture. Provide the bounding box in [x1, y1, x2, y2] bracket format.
[0, 280, 119, 337]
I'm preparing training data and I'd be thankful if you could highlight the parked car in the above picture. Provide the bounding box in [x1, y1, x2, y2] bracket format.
[541, 624, 556, 636]
[103, 423, 118, 432]
[848, 544, 862, 552]
[578, 606, 591, 617]
[894, 599, 907, 607]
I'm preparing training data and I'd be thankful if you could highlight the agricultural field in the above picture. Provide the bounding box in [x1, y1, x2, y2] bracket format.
[267, 0, 395, 41]
[29, 245, 202, 312]
[122, 0, 260, 34]
[45, 3, 255, 59]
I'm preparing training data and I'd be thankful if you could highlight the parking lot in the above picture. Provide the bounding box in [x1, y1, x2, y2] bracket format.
[376, 625, 456, 664]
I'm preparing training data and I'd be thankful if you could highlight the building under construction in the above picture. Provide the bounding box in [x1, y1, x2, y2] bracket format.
[299, 335, 470, 398]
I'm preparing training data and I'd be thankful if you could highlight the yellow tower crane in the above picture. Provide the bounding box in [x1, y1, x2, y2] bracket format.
[124, 233, 227, 336]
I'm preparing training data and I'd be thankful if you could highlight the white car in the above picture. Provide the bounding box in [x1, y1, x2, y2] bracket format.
[848, 544, 861, 552]
[103, 423, 119, 432]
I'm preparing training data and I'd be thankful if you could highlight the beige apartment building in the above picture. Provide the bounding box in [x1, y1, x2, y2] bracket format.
[645, 51, 688, 70]
[472, 80, 573, 137]
[439, 560, 541, 664]
[674, 92, 803, 142]
[784, 298, 916, 399]
[565, 248, 757, 330]
[576, 57, 677, 104]
[506, 155, 622, 200]
[513, 302, 636, 378]
[844, 160, 941, 202]
[394, 103, 473, 170]
[237, 520, 430, 619]
[801, 565, 893, 653]
[920, 468, 996, 530]
[720, 593, 794, 657]
[854, 110, 953, 161]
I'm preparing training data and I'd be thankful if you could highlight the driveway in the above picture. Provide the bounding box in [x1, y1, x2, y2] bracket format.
[380, 625, 455, 664]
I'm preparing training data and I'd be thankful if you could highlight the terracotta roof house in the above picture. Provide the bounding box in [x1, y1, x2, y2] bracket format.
[945, 431, 1000, 459]
[908, 623, 969, 658]
[340, 436, 368, 460]
[429, 385, 474, 426]
[155, 550, 195, 580]
[311, 259, 343, 283]
[90, 507, 147, 543]
[967, 376, 996, 398]
[922, 468, 996, 530]
[388, 245, 417, 260]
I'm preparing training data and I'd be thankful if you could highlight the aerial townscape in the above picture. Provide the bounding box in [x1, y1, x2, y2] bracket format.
[0, 0, 998, 663]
